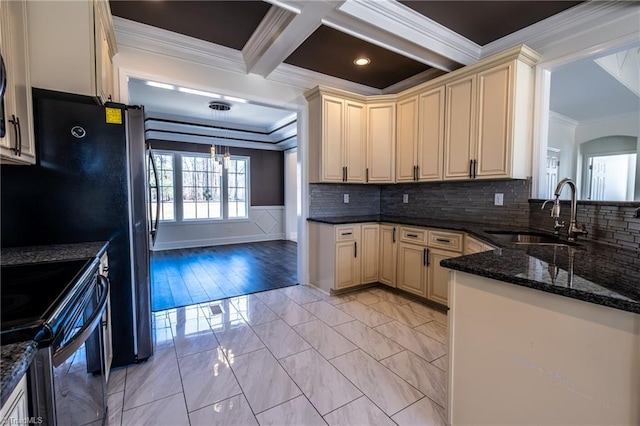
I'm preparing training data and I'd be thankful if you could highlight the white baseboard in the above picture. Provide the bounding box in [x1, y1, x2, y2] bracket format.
[152, 233, 286, 251]
[287, 232, 298, 242]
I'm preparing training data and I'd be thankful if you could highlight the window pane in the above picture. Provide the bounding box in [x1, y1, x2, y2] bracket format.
[149, 153, 175, 222]
[228, 158, 249, 218]
[182, 154, 222, 219]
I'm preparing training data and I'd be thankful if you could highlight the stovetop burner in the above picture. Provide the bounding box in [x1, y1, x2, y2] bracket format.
[1, 258, 95, 342]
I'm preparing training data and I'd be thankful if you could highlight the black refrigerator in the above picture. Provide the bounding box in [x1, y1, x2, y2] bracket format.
[0, 89, 153, 367]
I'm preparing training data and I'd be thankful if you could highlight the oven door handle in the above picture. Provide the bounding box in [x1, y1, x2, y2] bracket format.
[53, 276, 109, 368]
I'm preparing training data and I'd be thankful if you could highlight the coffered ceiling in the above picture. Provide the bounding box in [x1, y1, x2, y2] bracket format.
[110, 0, 585, 91]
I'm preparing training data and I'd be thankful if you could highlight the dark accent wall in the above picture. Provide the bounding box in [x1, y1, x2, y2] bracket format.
[380, 179, 531, 227]
[529, 200, 640, 250]
[149, 140, 284, 206]
[309, 184, 381, 217]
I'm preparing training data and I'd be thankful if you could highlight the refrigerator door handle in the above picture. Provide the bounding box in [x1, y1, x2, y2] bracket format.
[147, 146, 160, 246]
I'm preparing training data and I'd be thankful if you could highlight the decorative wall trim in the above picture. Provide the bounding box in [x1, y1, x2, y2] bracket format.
[153, 206, 285, 251]
[268, 63, 382, 95]
[382, 68, 446, 95]
[152, 233, 286, 251]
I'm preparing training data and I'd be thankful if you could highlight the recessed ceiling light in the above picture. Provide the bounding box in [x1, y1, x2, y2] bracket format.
[353, 57, 371, 66]
[178, 87, 221, 98]
[146, 81, 175, 90]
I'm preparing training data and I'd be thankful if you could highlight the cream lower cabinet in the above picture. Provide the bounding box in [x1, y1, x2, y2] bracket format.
[397, 242, 428, 297]
[379, 225, 397, 287]
[0, 374, 28, 426]
[309, 222, 378, 292]
[465, 235, 496, 255]
[427, 248, 456, 306]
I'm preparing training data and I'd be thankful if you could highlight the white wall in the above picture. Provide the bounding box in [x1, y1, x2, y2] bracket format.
[284, 149, 298, 242]
[548, 112, 578, 182]
[575, 112, 640, 145]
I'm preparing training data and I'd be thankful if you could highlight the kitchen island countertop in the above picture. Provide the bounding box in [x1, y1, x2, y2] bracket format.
[0, 341, 37, 407]
[308, 215, 640, 314]
[1, 241, 109, 266]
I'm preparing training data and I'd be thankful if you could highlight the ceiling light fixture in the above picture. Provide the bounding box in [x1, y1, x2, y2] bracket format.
[178, 87, 221, 98]
[353, 57, 371, 66]
[209, 101, 232, 111]
[146, 81, 175, 90]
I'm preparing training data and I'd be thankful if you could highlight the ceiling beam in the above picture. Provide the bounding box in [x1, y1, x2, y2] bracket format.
[331, 0, 480, 69]
[244, 0, 345, 77]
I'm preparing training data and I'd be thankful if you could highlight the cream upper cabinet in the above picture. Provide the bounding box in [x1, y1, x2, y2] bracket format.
[417, 86, 445, 181]
[379, 225, 397, 288]
[444, 75, 476, 180]
[345, 100, 367, 182]
[27, 0, 117, 103]
[321, 95, 345, 182]
[395, 96, 418, 182]
[361, 224, 379, 283]
[308, 90, 366, 183]
[0, 0, 35, 165]
[443, 48, 538, 181]
[366, 102, 396, 183]
[397, 242, 427, 297]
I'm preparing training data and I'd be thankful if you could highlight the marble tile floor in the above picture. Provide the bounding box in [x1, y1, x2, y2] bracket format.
[106, 285, 449, 425]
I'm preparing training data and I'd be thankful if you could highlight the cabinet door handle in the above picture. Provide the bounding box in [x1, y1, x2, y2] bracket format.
[469, 159, 473, 179]
[354, 241, 357, 258]
[341, 232, 352, 236]
[416, 165, 419, 181]
[366, 168, 369, 183]
[342, 166, 346, 182]
[424, 248, 430, 266]
[414, 165, 417, 181]
[407, 233, 418, 238]
[473, 159, 477, 179]
[8, 115, 21, 156]
[436, 238, 451, 243]
[392, 227, 396, 243]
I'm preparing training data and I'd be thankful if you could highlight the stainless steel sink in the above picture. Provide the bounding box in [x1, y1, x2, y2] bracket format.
[484, 230, 576, 247]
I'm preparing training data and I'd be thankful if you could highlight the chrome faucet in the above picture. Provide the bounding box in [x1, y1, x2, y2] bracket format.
[544, 178, 588, 242]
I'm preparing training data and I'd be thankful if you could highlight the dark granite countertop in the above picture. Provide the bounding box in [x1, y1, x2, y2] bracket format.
[308, 215, 640, 314]
[1, 341, 37, 407]
[1, 241, 109, 266]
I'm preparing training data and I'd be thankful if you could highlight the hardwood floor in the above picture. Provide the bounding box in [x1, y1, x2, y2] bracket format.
[151, 241, 297, 311]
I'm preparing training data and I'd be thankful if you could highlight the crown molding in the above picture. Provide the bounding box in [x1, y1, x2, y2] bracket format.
[336, 0, 480, 67]
[548, 111, 579, 127]
[269, 63, 382, 95]
[481, 2, 638, 59]
[268, 113, 298, 133]
[113, 17, 247, 74]
[243, 6, 296, 73]
[382, 68, 446, 95]
[145, 130, 289, 151]
[577, 111, 640, 127]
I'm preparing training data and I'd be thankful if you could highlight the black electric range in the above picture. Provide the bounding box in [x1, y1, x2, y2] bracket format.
[0, 258, 98, 346]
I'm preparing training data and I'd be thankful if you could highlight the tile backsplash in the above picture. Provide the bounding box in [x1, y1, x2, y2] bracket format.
[529, 200, 640, 250]
[380, 179, 531, 227]
[309, 184, 381, 218]
[309, 181, 640, 250]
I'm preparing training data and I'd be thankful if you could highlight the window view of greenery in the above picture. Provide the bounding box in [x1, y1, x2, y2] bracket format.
[182, 155, 223, 220]
[149, 153, 175, 221]
[227, 158, 248, 218]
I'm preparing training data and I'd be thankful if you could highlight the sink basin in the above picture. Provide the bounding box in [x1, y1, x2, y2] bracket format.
[484, 230, 576, 247]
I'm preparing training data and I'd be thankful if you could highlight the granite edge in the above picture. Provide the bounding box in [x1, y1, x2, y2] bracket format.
[1, 341, 37, 407]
